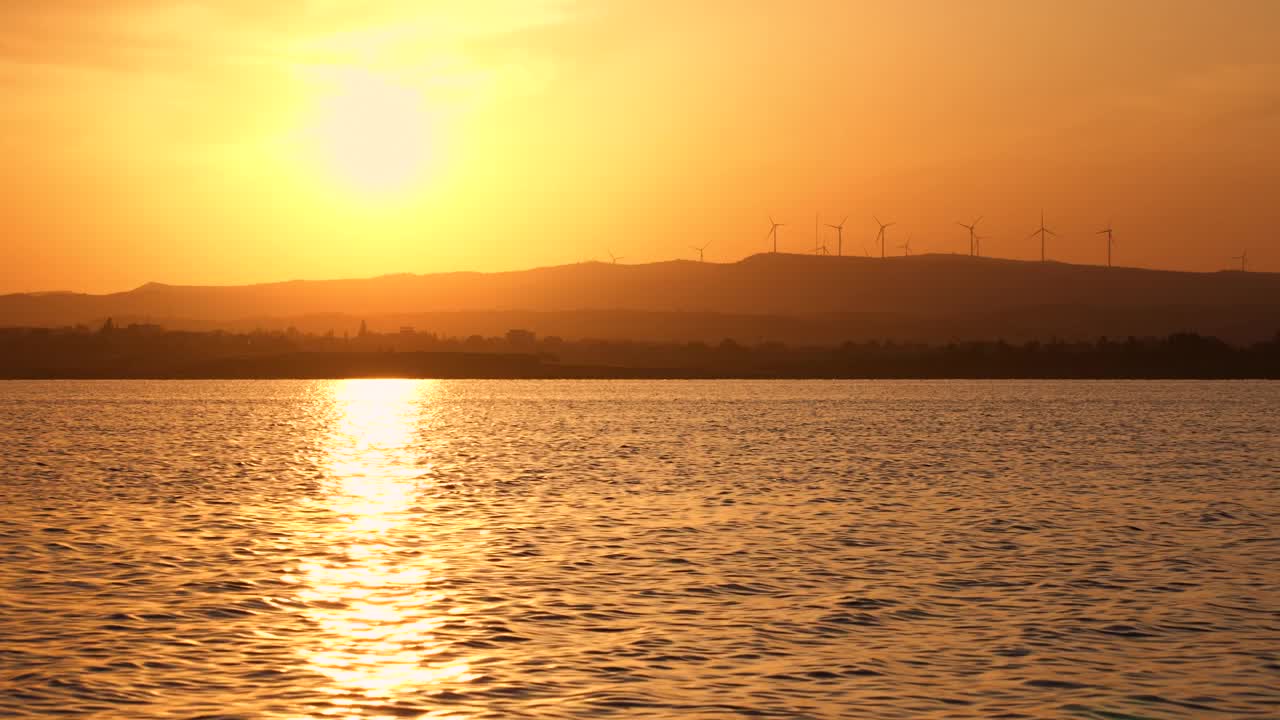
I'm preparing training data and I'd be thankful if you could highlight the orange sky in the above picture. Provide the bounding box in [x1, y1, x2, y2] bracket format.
[2, 1, 1278, 293]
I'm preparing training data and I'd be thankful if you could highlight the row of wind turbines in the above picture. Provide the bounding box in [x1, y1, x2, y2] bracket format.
[756, 212, 1251, 271]
[602, 214, 1252, 271]
[767, 211, 1113, 265]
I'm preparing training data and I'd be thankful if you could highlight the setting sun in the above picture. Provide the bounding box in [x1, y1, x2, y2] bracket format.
[308, 71, 437, 195]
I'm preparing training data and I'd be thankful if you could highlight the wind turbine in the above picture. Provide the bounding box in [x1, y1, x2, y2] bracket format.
[1029, 210, 1057, 262]
[898, 235, 913, 256]
[607, 250, 624, 265]
[957, 216, 982, 256]
[1232, 250, 1249, 272]
[1097, 222, 1115, 267]
[690, 240, 711, 262]
[767, 217, 784, 253]
[874, 216, 895, 259]
[826, 216, 848, 256]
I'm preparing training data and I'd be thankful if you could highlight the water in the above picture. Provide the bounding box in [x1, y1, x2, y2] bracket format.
[1, 380, 1277, 720]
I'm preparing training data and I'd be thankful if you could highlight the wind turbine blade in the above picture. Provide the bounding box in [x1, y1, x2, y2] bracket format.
[975, 216, 983, 226]
[874, 216, 882, 227]
[957, 222, 969, 229]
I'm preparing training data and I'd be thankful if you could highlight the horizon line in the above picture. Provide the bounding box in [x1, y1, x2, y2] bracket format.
[4, 250, 1270, 298]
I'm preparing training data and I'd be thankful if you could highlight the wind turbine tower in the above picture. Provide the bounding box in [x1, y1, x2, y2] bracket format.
[767, 217, 784, 253]
[1097, 223, 1115, 267]
[813, 213, 830, 256]
[607, 250, 624, 265]
[1029, 210, 1058, 262]
[1233, 250, 1249, 272]
[974, 232, 990, 257]
[957, 217, 982, 256]
[875, 216, 895, 259]
[898, 235, 913, 256]
[826, 217, 848, 256]
[690, 240, 711, 262]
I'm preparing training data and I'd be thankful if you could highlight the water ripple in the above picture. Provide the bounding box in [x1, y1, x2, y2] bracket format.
[1, 379, 1277, 719]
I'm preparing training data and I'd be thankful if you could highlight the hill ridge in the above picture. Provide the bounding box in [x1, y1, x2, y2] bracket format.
[3, 253, 1277, 344]
[6, 253, 1274, 300]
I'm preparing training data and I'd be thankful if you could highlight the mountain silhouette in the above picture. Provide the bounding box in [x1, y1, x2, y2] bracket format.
[3, 254, 1277, 343]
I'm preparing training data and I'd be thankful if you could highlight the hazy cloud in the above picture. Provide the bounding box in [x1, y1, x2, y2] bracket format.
[0, 1, 582, 74]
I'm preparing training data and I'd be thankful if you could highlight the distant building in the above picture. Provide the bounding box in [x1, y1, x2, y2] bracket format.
[399, 326, 415, 335]
[506, 329, 536, 350]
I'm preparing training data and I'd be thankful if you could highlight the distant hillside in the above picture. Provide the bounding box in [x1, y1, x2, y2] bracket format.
[2, 254, 1278, 343]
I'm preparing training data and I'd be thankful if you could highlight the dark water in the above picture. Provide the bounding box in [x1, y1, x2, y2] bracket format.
[1, 380, 1277, 719]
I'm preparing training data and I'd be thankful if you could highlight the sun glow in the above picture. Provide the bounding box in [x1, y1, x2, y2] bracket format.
[309, 71, 437, 195]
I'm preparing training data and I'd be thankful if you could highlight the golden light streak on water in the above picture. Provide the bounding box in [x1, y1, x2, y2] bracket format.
[290, 380, 474, 718]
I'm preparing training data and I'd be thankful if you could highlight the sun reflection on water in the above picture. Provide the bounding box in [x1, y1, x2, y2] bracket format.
[290, 379, 473, 718]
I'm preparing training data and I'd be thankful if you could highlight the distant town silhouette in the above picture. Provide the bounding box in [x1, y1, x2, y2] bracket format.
[2, 320, 1276, 379]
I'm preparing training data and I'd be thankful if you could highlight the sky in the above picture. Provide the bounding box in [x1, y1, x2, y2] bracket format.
[2, 0, 1278, 293]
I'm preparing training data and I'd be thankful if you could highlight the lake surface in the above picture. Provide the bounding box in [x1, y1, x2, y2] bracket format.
[1, 380, 1277, 719]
